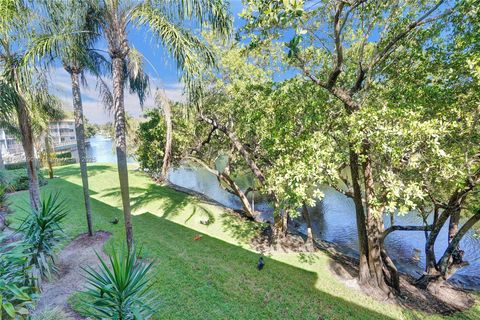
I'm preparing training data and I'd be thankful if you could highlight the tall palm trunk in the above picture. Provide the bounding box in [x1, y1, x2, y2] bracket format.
[0, 144, 4, 170]
[44, 130, 54, 179]
[112, 56, 134, 250]
[160, 95, 172, 181]
[13, 67, 41, 211]
[70, 70, 94, 236]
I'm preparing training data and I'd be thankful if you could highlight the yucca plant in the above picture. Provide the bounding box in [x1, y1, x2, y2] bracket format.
[82, 247, 157, 319]
[18, 193, 68, 281]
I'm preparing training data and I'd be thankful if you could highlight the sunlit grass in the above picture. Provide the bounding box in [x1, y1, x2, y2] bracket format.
[8, 164, 479, 319]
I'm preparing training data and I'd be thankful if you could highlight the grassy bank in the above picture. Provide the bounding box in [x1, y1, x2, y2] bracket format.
[8, 164, 479, 319]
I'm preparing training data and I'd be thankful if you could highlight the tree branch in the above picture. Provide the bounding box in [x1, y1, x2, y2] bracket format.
[383, 224, 434, 241]
[371, 0, 450, 69]
[326, 2, 345, 89]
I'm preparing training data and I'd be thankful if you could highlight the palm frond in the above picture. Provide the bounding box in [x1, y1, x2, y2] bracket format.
[133, 4, 215, 86]
[125, 47, 150, 107]
[151, 0, 232, 37]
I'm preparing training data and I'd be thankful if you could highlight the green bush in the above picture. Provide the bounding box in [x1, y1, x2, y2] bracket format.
[82, 247, 157, 319]
[55, 151, 72, 159]
[0, 169, 47, 192]
[18, 193, 68, 281]
[53, 158, 76, 166]
[0, 238, 38, 319]
[0, 184, 8, 210]
[31, 308, 74, 320]
[5, 162, 27, 170]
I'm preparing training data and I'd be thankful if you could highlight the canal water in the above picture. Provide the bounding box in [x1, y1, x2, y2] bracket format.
[87, 135, 480, 290]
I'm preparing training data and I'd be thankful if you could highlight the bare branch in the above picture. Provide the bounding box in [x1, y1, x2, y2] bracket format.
[371, 0, 451, 69]
[326, 2, 345, 89]
[383, 224, 434, 241]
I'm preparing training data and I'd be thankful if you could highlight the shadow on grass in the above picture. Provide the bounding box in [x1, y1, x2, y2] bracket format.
[54, 164, 114, 178]
[220, 212, 262, 244]
[101, 184, 195, 219]
[8, 178, 399, 319]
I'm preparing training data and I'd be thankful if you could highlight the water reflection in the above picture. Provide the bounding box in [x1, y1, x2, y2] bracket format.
[169, 165, 480, 290]
[86, 135, 136, 163]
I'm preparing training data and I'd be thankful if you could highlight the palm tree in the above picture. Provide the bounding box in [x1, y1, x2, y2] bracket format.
[0, 0, 55, 211]
[29, 0, 112, 236]
[89, 0, 232, 250]
[0, 144, 4, 170]
[32, 96, 65, 180]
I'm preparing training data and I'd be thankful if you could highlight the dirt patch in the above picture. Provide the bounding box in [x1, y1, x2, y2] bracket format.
[327, 248, 476, 315]
[34, 231, 111, 319]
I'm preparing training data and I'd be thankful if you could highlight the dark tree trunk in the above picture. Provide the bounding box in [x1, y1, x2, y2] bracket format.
[438, 212, 480, 276]
[112, 56, 134, 250]
[448, 211, 461, 243]
[224, 130, 266, 185]
[418, 188, 474, 288]
[363, 150, 391, 295]
[349, 147, 370, 283]
[70, 70, 94, 236]
[200, 115, 266, 184]
[220, 167, 255, 219]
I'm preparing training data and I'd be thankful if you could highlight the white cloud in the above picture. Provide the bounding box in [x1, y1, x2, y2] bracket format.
[49, 67, 185, 124]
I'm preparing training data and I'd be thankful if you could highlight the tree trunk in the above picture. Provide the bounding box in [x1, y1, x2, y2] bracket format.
[363, 151, 391, 295]
[0, 143, 4, 170]
[44, 132, 54, 179]
[16, 93, 41, 212]
[160, 92, 172, 181]
[220, 167, 255, 218]
[302, 203, 314, 244]
[418, 192, 470, 288]
[349, 147, 370, 283]
[70, 71, 94, 237]
[112, 56, 134, 250]
[438, 212, 480, 277]
[448, 209, 461, 252]
[200, 115, 266, 185]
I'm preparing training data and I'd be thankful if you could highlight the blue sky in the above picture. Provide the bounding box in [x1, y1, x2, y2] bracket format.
[52, 0, 246, 124]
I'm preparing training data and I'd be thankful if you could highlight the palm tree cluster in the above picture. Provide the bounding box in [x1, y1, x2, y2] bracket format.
[0, 0, 231, 248]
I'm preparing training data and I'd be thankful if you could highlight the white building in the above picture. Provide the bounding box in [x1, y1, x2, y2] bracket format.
[49, 119, 77, 146]
[0, 120, 77, 164]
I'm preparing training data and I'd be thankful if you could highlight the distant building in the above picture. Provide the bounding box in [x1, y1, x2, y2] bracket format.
[0, 128, 24, 157]
[0, 120, 78, 164]
[49, 119, 77, 146]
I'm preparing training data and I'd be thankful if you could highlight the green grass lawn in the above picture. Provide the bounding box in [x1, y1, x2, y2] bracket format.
[7, 164, 480, 319]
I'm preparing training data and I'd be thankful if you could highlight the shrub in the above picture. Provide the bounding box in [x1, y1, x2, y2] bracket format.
[0, 238, 38, 319]
[0, 184, 8, 211]
[0, 169, 47, 192]
[55, 151, 72, 159]
[31, 308, 74, 320]
[5, 162, 27, 170]
[18, 193, 67, 281]
[82, 247, 157, 319]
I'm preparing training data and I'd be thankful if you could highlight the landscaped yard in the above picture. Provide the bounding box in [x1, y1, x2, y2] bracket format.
[8, 164, 480, 320]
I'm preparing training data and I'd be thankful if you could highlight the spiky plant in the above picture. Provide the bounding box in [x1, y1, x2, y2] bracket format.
[82, 247, 157, 319]
[18, 193, 68, 281]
